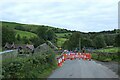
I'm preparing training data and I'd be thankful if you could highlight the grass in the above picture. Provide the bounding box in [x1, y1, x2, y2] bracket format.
[92, 47, 120, 62]
[56, 32, 72, 38]
[94, 47, 119, 53]
[15, 30, 38, 39]
[57, 38, 68, 47]
[56, 32, 72, 47]
[91, 53, 119, 62]
[1, 21, 38, 31]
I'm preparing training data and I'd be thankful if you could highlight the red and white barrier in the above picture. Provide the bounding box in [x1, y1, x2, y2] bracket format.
[62, 55, 64, 63]
[57, 57, 61, 67]
[57, 52, 92, 67]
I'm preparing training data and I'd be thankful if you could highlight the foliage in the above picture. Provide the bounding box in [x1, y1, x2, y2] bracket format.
[115, 33, 120, 47]
[22, 36, 29, 44]
[52, 28, 72, 33]
[94, 47, 119, 53]
[2, 21, 120, 49]
[36, 27, 57, 44]
[81, 38, 93, 48]
[104, 34, 115, 46]
[46, 29, 55, 41]
[92, 47, 120, 62]
[57, 38, 68, 47]
[2, 27, 16, 46]
[16, 34, 21, 41]
[29, 37, 45, 47]
[15, 26, 26, 31]
[15, 30, 38, 39]
[56, 33, 72, 38]
[63, 32, 81, 50]
[93, 35, 106, 48]
[37, 26, 48, 40]
[92, 53, 119, 62]
[2, 49, 57, 78]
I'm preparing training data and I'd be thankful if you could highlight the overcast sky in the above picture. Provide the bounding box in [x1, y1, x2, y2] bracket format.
[0, 0, 119, 32]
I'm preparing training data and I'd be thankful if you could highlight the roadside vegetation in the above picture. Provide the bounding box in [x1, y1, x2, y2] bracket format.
[92, 52, 120, 62]
[2, 49, 57, 78]
[91, 33, 120, 62]
[92, 47, 120, 62]
[94, 47, 119, 53]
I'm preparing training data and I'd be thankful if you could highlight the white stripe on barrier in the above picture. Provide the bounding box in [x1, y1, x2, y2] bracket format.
[58, 58, 60, 63]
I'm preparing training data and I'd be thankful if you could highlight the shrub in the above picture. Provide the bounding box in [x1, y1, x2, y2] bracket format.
[2, 49, 57, 78]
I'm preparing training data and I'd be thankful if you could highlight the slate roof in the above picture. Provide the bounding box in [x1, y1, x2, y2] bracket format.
[4, 42, 34, 50]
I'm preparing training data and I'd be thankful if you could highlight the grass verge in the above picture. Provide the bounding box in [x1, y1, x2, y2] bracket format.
[91, 53, 120, 62]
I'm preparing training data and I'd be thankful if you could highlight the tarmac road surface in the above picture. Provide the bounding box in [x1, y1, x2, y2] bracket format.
[49, 59, 118, 78]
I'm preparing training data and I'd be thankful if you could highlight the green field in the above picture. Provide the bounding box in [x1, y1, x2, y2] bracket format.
[92, 47, 120, 62]
[2, 21, 56, 33]
[94, 47, 119, 53]
[2, 21, 38, 31]
[57, 38, 68, 47]
[15, 30, 38, 39]
[56, 32, 72, 47]
[56, 33, 72, 38]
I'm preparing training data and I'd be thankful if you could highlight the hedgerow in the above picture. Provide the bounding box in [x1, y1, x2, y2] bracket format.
[2, 49, 57, 78]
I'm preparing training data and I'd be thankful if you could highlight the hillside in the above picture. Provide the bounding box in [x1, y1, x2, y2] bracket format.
[1, 21, 72, 47]
[1, 21, 73, 33]
[1, 21, 120, 48]
[15, 30, 38, 39]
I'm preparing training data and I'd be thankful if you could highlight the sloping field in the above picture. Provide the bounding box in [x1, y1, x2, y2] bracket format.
[15, 30, 38, 39]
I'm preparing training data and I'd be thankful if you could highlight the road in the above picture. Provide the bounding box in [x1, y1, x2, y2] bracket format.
[49, 59, 118, 78]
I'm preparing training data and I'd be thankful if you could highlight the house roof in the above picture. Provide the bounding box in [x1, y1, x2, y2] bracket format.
[4, 42, 34, 50]
[4, 43, 11, 48]
[14, 44, 26, 49]
[26, 45, 34, 50]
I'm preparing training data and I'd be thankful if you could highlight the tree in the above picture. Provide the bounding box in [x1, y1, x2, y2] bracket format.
[81, 38, 93, 48]
[62, 32, 81, 50]
[46, 29, 55, 41]
[2, 27, 16, 46]
[62, 40, 72, 50]
[36, 27, 47, 40]
[16, 34, 21, 41]
[22, 36, 29, 44]
[93, 35, 106, 48]
[29, 37, 45, 47]
[104, 34, 115, 46]
[15, 26, 26, 31]
[115, 33, 120, 47]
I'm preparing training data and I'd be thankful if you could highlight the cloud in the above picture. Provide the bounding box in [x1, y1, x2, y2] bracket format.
[0, 0, 119, 32]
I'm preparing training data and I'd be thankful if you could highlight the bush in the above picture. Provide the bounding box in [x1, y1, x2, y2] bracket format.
[91, 53, 119, 62]
[2, 50, 57, 78]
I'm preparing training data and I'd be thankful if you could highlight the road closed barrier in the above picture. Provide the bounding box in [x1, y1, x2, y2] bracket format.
[57, 53, 92, 67]
[62, 55, 65, 63]
[57, 56, 63, 67]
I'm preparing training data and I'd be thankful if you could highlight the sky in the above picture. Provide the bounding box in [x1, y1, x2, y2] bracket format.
[0, 0, 119, 32]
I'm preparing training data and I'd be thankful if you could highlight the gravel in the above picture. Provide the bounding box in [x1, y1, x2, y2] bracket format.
[94, 60, 120, 78]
